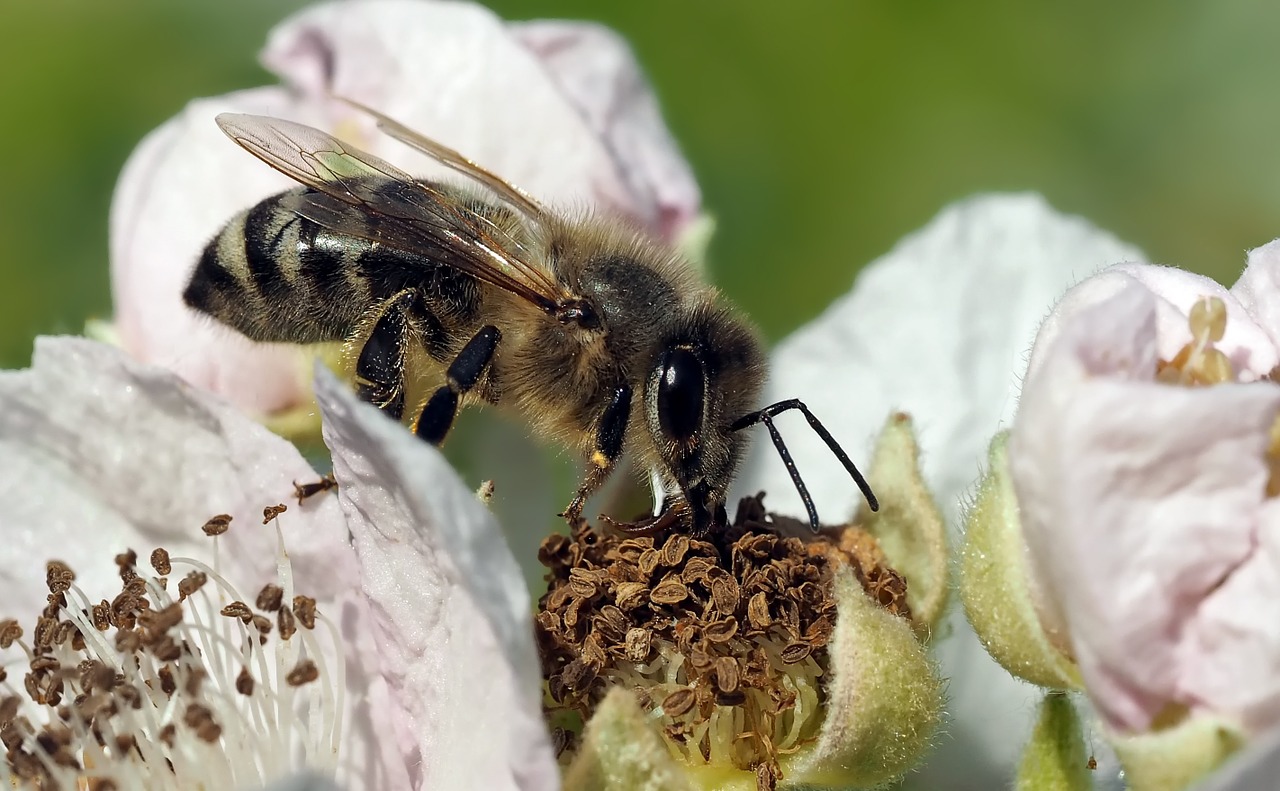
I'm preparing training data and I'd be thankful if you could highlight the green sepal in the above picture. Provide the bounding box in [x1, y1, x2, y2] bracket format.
[959, 431, 1080, 689]
[782, 566, 944, 788]
[1015, 693, 1092, 791]
[856, 412, 949, 635]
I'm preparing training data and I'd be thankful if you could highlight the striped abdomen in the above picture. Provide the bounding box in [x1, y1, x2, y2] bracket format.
[184, 186, 477, 347]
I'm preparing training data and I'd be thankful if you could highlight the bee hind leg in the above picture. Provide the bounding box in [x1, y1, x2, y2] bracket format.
[413, 325, 502, 445]
[354, 290, 420, 421]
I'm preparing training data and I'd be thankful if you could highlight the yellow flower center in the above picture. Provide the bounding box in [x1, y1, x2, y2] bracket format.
[1154, 296, 1280, 496]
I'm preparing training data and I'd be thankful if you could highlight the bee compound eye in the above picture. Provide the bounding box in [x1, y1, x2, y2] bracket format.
[656, 347, 705, 442]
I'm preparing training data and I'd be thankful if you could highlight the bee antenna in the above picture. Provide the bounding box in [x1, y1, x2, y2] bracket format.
[731, 399, 879, 532]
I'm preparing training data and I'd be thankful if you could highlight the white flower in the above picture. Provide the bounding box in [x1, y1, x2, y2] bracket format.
[0, 337, 556, 790]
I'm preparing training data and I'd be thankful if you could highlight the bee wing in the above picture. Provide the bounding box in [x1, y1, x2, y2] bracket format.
[340, 98, 551, 225]
[215, 113, 570, 312]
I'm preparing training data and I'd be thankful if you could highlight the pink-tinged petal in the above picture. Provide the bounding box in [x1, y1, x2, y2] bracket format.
[0, 337, 355, 617]
[1010, 284, 1280, 731]
[109, 87, 326, 416]
[511, 20, 701, 240]
[1231, 239, 1280, 356]
[1177, 501, 1280, 731]
[262, 0, 681, 228]
[315, 368, 557, 791]
[1028, 264, 1278, 383]
[733, 193, 1144, 789]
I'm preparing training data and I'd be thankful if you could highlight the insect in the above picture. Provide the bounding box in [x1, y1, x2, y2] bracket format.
[184, 102, 877, 534]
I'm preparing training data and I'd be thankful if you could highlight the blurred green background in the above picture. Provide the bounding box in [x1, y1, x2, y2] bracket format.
[5, 1, 1280, 372]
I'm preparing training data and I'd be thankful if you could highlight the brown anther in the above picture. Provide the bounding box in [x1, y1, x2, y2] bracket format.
[91, 602, 111, 631]
[292, 595, 317, 630]
[779, 642, 812, 664]
[140, 602, 184, 636]
[703, 616, 739, 643]
[236, 667, 255, 696]
[0, 619, 22, 648]
[568, 567, 601, 599]
[183, 703, 222, 742]
[45, 561, 75, 594]
[286, 659, 320, 687]
[201, 514, 233, 536]
[278, 607, 297, 641]
[252, 614, 272, 642]
[262, 504, 288, 524]
[709, 573, 741, 614]
[613, 582, 649, 611]
[660, 534, 692, 568]
[650, 574, 689, 605]
[256, 584, 284, 612]
[220, 601, 254, 623]
[80, 661, 116, 694]
[624, 628, 651, 663]
[114, 549, 138, 582]
[714, 656, 741, 694]
[158, 666, 177, 696]
[746, 593, 772, 630]
[662, 688, 696, 718]
[158, 723, 176, 747]
[177, 571, 208, 601]
[150, 548, 172, 576]
[184, 667, 207, 698]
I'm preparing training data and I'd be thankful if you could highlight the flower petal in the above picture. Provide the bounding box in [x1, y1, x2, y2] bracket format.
[510, 20, 701, 240]
[1027, 264, 1277, 383]
[1010, 283, 1280, 731]
[109, 84, 323, 415]
[262, 0, 685, 226]
[0, 337, 353, 618]
[1229, 238, 1280, 355]
[734, 193, 1144, 787]
[315, 368, 557, 791]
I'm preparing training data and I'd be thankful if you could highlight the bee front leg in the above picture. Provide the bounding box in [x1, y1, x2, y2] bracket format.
[562, 384, 632, 523]
[413, 325, 502, 445]
[354, 290, 420, 421]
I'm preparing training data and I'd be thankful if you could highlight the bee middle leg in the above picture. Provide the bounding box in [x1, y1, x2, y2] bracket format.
[562, 384, 632, 523]
[413, 325, 502, 445]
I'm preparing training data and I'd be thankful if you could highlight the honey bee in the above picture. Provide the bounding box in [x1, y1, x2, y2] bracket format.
[184, 103, 877, 534]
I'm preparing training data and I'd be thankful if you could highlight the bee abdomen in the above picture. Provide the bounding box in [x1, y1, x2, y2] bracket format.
[184, 190, 375, 343]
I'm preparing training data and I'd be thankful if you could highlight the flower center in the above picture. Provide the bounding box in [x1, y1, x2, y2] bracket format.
[1153, 296, 1280, 496]
[535, 495, 909, 787]
[1155, 296, 1233, 386]
[0, 505, 343, 790]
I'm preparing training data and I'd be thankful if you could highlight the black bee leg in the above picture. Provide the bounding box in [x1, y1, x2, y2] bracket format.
[413, 325, 502, 446]
[562, 384, 632, 523]
[354, 290, 418, 421]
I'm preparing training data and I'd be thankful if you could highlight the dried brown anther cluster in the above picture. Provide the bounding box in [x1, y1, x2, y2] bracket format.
[536, 494, 909, 785]
[0, 506, 323, 788]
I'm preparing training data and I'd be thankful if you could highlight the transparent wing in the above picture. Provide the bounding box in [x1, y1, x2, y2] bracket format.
[340, 97, 552, 224]
[215, 113, 570, 311]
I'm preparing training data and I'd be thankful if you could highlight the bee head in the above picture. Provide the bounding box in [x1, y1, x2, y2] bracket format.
[644, 303, 766, 534]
